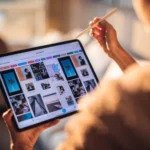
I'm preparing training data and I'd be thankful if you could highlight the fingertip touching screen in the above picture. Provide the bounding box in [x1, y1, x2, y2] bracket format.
[0, 40, 98, 129]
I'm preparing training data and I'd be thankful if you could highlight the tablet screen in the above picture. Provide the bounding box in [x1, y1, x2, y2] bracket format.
[0, 40, 98, 129]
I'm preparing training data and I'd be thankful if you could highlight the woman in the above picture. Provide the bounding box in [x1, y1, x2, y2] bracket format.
[24, 68, 32, 79]
[3, 0, 150, 150]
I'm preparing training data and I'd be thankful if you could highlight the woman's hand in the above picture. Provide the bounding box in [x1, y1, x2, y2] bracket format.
[3, 109, 60, 150]
[89, 17, 122, 58]
[89, 17, 137, 71]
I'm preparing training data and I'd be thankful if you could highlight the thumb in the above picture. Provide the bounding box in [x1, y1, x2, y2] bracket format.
[2, 109, 13, 127]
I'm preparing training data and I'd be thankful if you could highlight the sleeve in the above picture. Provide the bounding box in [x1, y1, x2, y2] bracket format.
[57, 66, 150, 150]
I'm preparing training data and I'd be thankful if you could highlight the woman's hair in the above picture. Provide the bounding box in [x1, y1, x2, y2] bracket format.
[0, 38, 9, 54]
[24, 68, 28, 73]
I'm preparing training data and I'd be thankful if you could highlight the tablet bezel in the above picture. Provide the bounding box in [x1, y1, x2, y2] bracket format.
[0, 39, 99, 131]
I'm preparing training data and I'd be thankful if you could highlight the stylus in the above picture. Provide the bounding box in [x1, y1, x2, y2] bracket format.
[75, 8, 118, 39]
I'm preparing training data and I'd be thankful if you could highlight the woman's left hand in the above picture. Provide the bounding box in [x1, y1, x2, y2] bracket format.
[3, 109, 60, 150]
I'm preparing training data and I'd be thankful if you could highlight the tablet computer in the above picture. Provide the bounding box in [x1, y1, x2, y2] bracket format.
[0, 39, 98, 130]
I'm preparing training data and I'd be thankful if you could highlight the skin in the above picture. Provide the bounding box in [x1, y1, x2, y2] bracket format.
[2, 110, 59, 150]
[2, 0, 150, 149]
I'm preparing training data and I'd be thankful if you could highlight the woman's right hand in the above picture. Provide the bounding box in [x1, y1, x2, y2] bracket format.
[89, 17, 122, 58]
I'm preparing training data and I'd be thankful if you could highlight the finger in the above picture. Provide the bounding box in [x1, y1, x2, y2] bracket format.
[2, 109, 13, 123]
[92, 28, 100, 36]
[93, 17, 101, 24]
[36, 119, 60, 132]
[44, 119, 60, 128]
[89, 21, 93, 26]
[89, 17, 101, 27]
[89, 30, 94, 37]
[92, 26, 106, 36]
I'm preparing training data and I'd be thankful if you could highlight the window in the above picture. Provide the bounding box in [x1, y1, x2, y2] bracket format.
[0, 0, 46, 45]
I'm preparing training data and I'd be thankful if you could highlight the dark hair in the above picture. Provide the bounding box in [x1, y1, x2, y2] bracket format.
[79, 56, 82, 59]
[24, 68, 28, 72]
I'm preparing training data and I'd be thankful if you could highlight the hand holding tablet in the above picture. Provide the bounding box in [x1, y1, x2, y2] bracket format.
[0, 40, 98, 130]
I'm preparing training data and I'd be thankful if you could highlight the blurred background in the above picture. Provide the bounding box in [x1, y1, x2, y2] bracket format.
[0, 0, 150, 150]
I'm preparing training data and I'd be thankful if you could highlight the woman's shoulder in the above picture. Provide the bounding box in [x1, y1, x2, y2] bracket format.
[121, 64, 150, 92]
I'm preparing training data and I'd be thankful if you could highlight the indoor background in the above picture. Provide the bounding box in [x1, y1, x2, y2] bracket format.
[0, 0, 150, 150]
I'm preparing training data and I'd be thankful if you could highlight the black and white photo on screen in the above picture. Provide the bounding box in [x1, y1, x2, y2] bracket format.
[80, 68, 89, 77]
[25, 82, 35, 91]
[10, 94, 30, 115]
[30, 62, 49, 81]
[46, 100, 62, 113]
[43, 93, 62, 113]
[57, 86, 65, 95]
[40, 80, 51, 90]
[53, 73, 64, 81]
[84, 79, 97, 92]
[28, 94, 48, 117]
[68, 79, 86, 98]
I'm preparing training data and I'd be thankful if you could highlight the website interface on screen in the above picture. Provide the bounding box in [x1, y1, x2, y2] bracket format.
[0, 41, 98, 129]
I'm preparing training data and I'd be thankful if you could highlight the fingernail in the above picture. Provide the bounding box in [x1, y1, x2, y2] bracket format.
[99, 21, 105, 25]
[8, 109, 12, 113]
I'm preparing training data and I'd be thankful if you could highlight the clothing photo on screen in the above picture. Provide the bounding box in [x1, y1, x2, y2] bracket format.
[25, 82, 35, 91]
[15, 66, 33, 81]
[65, 96, 75, 106]
[30, 62, 49, 81]
[41, 80, 51, 90]
[17, 112, 33, 122]
[84, 79, 97, 92]
[43, 93, 62, 113]
[68, 79, 86, 98]
[81, 69, 89, 77]
[28, 94, 48, 117]
[71, 53, 87, 67]
[57, 86, 65, 95]
[10, 94, 30, 115]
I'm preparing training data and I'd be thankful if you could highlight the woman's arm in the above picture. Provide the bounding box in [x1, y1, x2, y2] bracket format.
[110, 45, 137, 71]
[89, 18, 138, 72]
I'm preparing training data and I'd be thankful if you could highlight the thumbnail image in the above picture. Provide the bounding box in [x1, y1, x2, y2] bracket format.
[41, 80, 51, 90]
[53, 73, 64, 81]
[10, 94, 30, 115]
[15, 66, 33, 81]
[58, 57, 78, 80]
[65, 96, 75, 106]
[43, 93, 62, 113]
[28, 94, 48, 117]
[57, 86, 65, 95]
[71, 54, 86, 67]
[30, 62, 49, 81]
[17, 112, 33, 122]
[25, 82, 35, 91]
[68, 79, 86, 98]
[84, 79, 97, 92]
[81, 69, 89, 77]
[47, 101, 62, 113]
[46, 64, 64, 81]
[1, 69, 22, 96]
